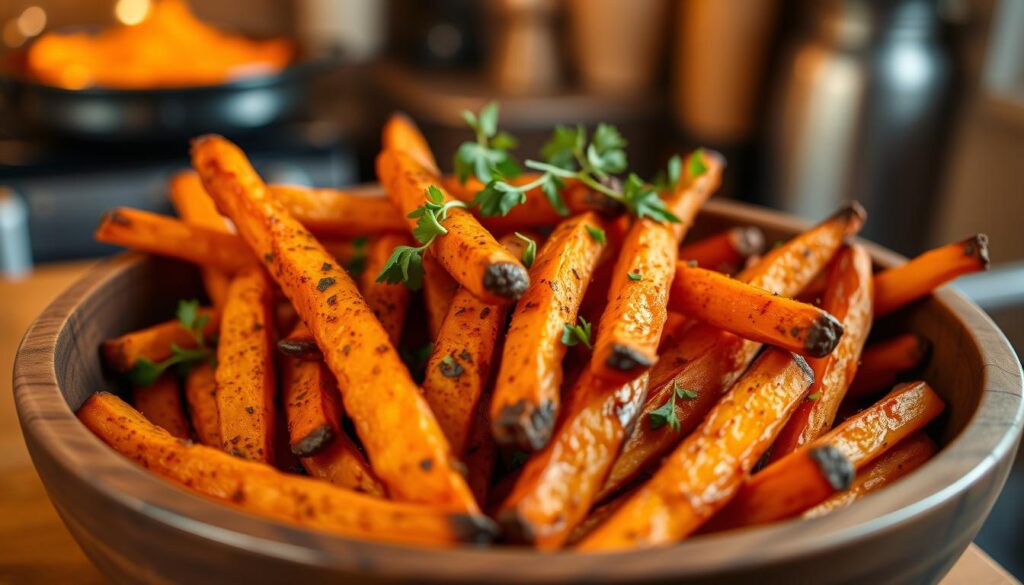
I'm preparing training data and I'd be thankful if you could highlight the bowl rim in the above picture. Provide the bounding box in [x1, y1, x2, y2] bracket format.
[13, 198, 1024, 582]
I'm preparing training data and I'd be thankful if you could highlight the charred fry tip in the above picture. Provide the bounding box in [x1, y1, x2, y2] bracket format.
[731, 226, 766, 257]
[804, 313, 845, 358]
[792, 354, 815, 383]
[451, 513, 502, 545]
[276, 339, 322, 360]
[492, 399, 556, 451]
[833, 201, 867, 232]
[964, 234, 990, 269]
[290, 424, 336, 457]
[100, 209, 131, 228]
[808, 444, 855, 491]
[605, 344, 655, 372]
[495, 508, 534, 545]
[483, 263, 530, 300]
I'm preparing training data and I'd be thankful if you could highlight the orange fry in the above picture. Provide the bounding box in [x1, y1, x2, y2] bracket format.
[678, 226, 765, 272]
[422, 252, 460, 339]
[847, 334, 930, 399]
[873, 235, 988, 317]
[132, 374, 190, 440]
[268, 184, 406, 237]
[101, 308, 220, 372]
[301, 430, 388, 497]
[183, 361, 220, 447]
[282, 356, 343, 457]
[359, 233, 414, 345]
[382, 112, 441, 176]
[169, 172, 234, 307]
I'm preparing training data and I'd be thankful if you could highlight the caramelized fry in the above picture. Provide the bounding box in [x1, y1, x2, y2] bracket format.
[216, 267, 276, 463]
[873, 235, 989, 317]
[268, 185, 406, 237]
[359, 233, 414, 344]
[183, 361, 220, 447]
[422, 252, 460, 339]
[95, 208, 254, 273]
[101, 308, 220, 372]
[678, 226, 765, 272]
[578, 349, 814, 551]
[169, 172, 234, 307]
[301, 430, 387, 497]
[276, 321, 321, 361]
[383, 112, 441, 176]
[78, 392, 496, 546]
[132, 374, 190, 440]
[847, 334, 930, 399]
[282, 356, 343, 457]
[668, 263, 844, 357]
[590, 150, 724, 383]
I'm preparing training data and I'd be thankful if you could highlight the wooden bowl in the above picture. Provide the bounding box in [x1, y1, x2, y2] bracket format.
[14, 200, 1024, 584]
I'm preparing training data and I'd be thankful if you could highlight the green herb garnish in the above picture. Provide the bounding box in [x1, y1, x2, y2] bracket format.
[627, 271, 642, 281]
[648, 381, 698, 432]
[127, 299, 215, 387]
[377, 185, 467, 289]
[514, 232, 537, 268]
[453, 101, 521, 185]
[561, 316, 593, 349]
[586, 224, 607, 244]
[807, 391, 822, 401]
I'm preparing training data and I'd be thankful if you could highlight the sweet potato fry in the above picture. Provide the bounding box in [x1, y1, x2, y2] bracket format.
[491, 212, 608, 450]
[301, 430, 387, 497]
[803, 433, 937, 518]
[873, 234, 989, 318]
[710, 382, 943, 530]
[578, 349, 814, 551]
[769, 244, 874, 460]
[216, 266, 276, 463]
[377, 148, 530, 303]
[268, 184, 407, 237]
[590, 150, 724, 383]
[498, 371, 650, 549]
[359, 233, 414, 344]
[668, 263, 844, 357]
[383, 112, 441, 176]
[463, 404, 497, 504]
[276, 321, 321, 361]
[701, 444, 854, 531]
[598, 204, 866, 500]
[183, 361, 220, 446]
[101, 308, 220, 372]
[282, 357, 343, 457]
[169, 172, 234, 307]
[95, 208, 255, 273]
[678, 226, 765, 272]
[132, 374, 190, 439]
[847, 334, 930, 399]
[422, 252, 460, 339]
[193, 135, 478, 511]
[78, 392, 496, 546]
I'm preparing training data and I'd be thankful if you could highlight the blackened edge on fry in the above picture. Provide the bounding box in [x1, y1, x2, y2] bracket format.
[804, 313, 845, 358]
[808, 444, 855, 491]
[290, 423, 336, 457]
[493, 398, 557, 451]
[450, 513, 501, 546]
[483, 262, 530, 300]
[495, 508, 535, 546]
[605, 344, 654, 372]
[965, 234, 990, 269]
[277, 338, 323, 361]
[792, 354, 815, 383]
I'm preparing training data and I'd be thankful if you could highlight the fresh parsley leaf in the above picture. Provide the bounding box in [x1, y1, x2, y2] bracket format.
[454, 102, 521, 185]
[491, 131, 518, 151]
[668, 154, 682, 187]
[648, 381, 695, 431]
[807, 391, 822, 401]
[561, 317, 593, 349]
[126, 302, 216, 387]
[127, 357, 162, 387]
[586, 124, 628, 176]
[478, 101, 500, 137]
[380, 187, 466, 288]
[176, 299, 199, 331]
[472, 180, 527, 217]
[675, 382, 698, 400]
[426, 184, 445, 205]
[376, 245, 426, 290]
[687, 148, 708, 178]
[586, 224, 607, 244]
[345, 236, 369, 277]
[627, 271, 642, 281]
[514, 232, 537, 268]
[538, 173, 569, 216]
[622, 173, 680, 224]
[540, 125, 583, 170]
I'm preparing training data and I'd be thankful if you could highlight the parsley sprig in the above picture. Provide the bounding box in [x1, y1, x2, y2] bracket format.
[377, 186, 467, 289]
[514, 232, 537, 268]
[454, 101, 520, 185]
[127, 300, 215, 387]
[561, 316, 593, 349]
[648, 381, 698, 432]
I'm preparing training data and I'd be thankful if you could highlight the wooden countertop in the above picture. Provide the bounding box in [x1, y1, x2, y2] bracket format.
[0, 261, 1018, 584]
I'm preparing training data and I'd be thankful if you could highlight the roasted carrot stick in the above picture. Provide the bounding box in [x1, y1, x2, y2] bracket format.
[578, 349, 814, 551]
[377, 148, 530, 303]
[678, 226, 765, 272]
[383, 112, 441, 176]
[169, 172, 234, 307]
[301, 430, 388, 497]
[590, 150, 724, 383]
[95, 208, 255, 273]
[847, 334, 930, 399]
[193, 135, 478, 512]
[282, 356, 343, 457]
[873, 234, 989, 318]
[359, 233, 414, 345]
[770, 244, 874, 461]
[267, 184, 407, 237]
[668, 263, 844, 357]
[491, 212, 607, 450]
[709, 381, 944, 530]
[804, 433, 937, 518]
[132, 374, 190, 440]
[101, 308, 220, 372]
[276, 321, 321, 361]
[422, 252, 460, 339]
[216, 266, 276, 463]
[183, 361, 220, 447]
[701, 444, 854, 531]
[498, 371, 650, 549]
[78, 392, 496, 546]
[598, 204, 866, 500]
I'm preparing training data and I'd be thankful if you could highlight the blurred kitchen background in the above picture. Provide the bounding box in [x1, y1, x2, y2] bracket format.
[0, 0, 1021, 575]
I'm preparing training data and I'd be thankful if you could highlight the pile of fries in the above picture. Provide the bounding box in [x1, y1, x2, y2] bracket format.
[83, 109, 989, 550]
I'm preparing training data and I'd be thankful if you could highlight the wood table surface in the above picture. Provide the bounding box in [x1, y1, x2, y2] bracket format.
[0, 261, 1018, 585]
